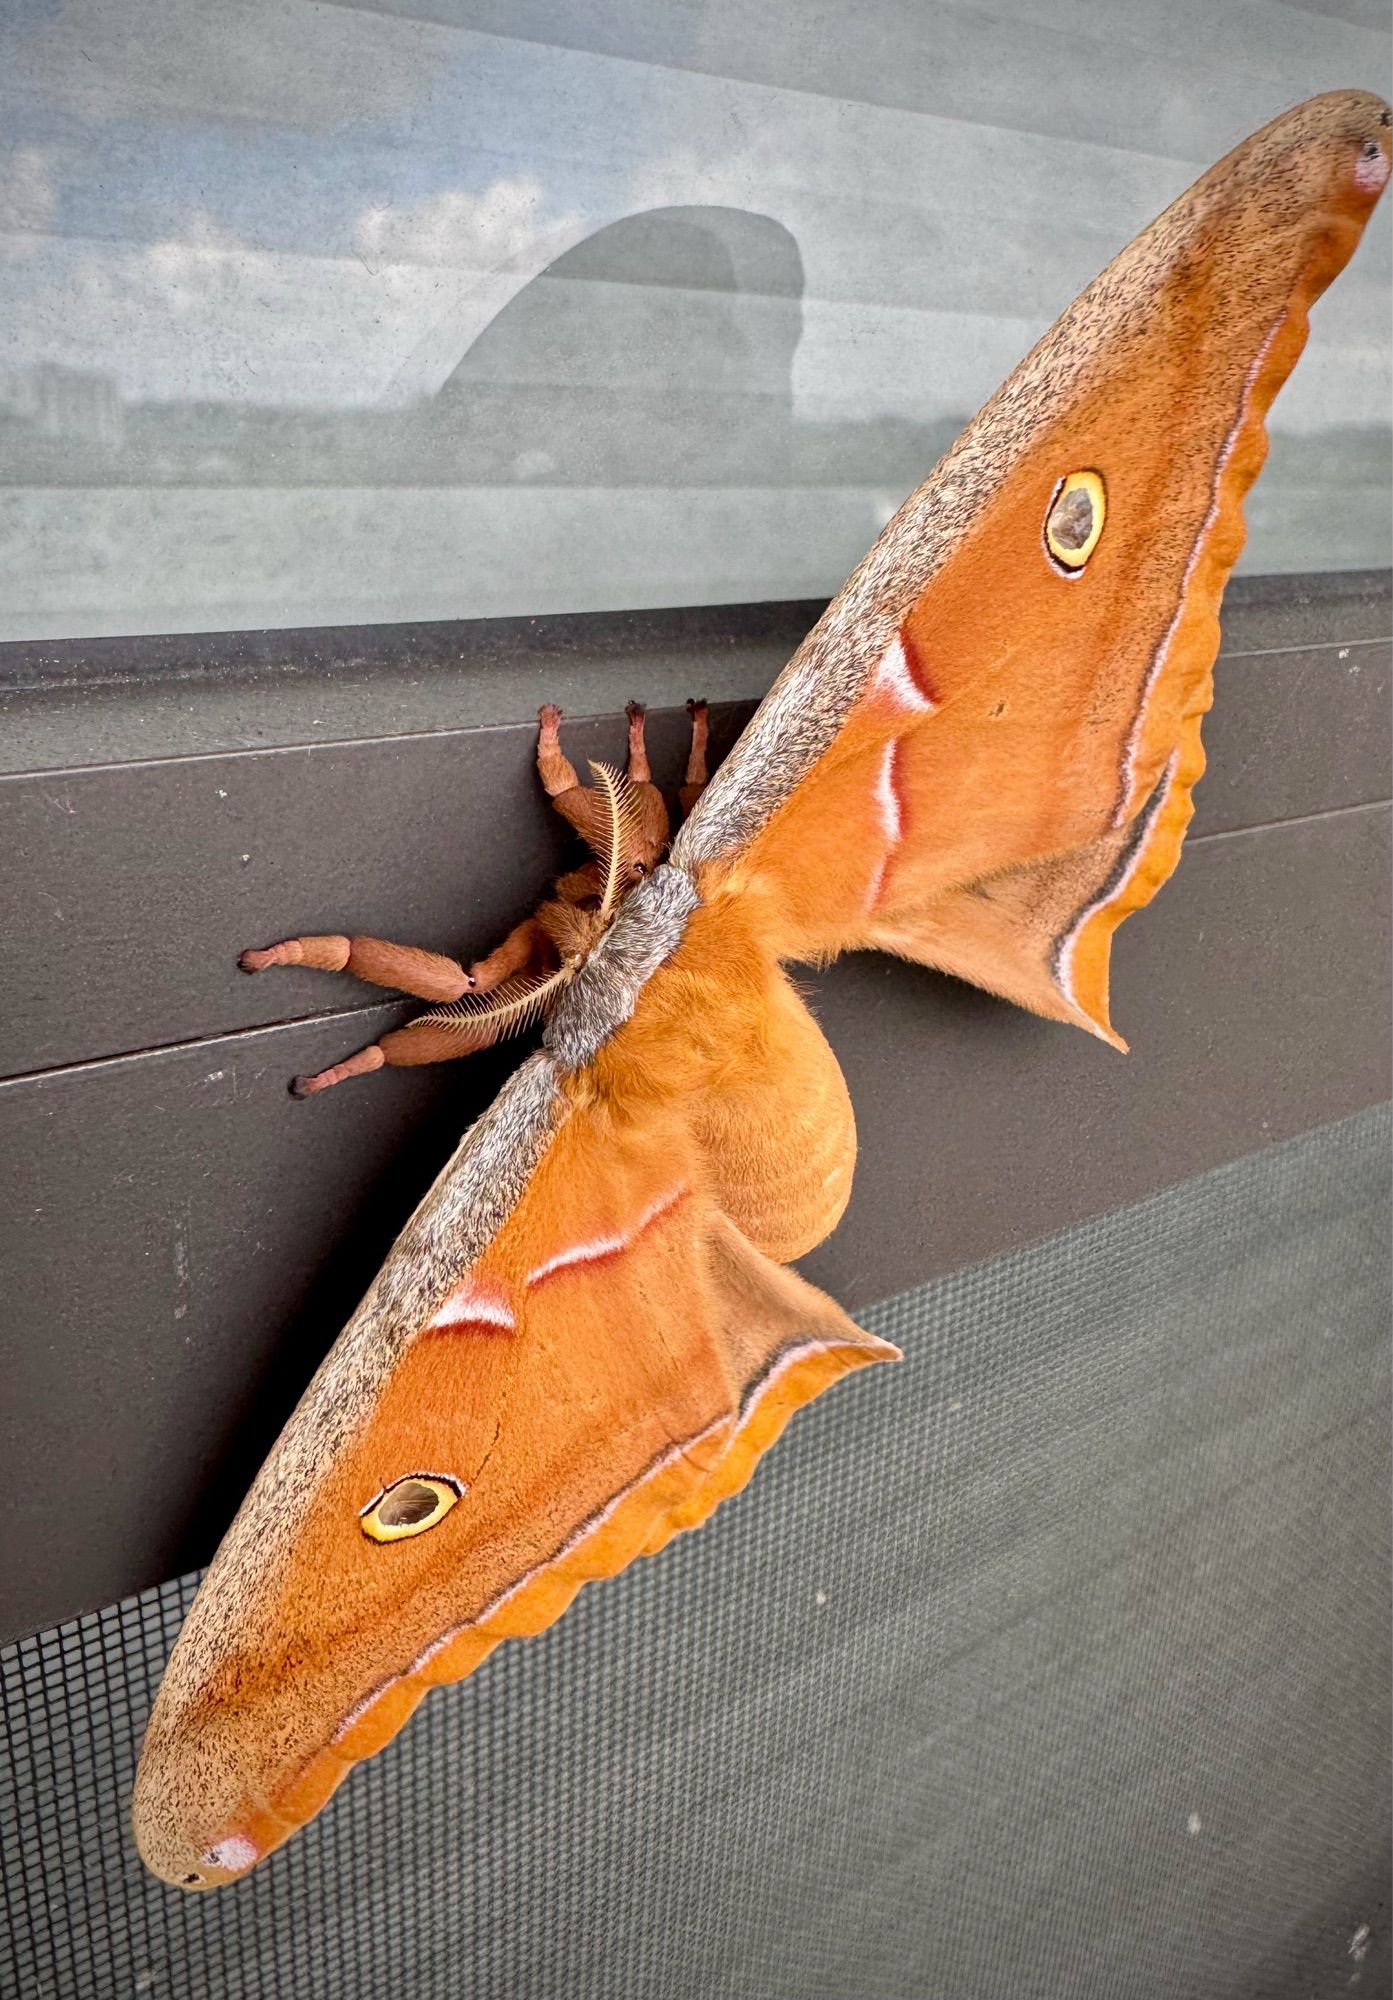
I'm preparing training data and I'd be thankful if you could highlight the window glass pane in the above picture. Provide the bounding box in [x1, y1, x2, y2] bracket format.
[2, 0, 1388, 640]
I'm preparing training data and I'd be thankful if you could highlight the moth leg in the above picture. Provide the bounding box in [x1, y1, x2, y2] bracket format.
[537, 704, 612, 856]
[290, 1044, 387, 1097]
[537, 703, 582, 799]
[537, 700, 668, 868]
[625, 699, 652, 784]
[467, 915, 559, 995]
[239, 934, 471, 1002]
[679, 698, 709, 820]
[621, 700, 672, 863]
[537, 702, 624, 855]
[290, 1018, 483, 1098]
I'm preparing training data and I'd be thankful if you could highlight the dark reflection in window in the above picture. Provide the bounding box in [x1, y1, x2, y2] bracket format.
[0, 0, 1386, 639]
[437, 207, 805, 487]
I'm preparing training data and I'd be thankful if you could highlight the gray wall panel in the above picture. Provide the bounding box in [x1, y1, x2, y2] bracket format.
[0, 702, 752, 1077]
[2, 803, 1387, 1640]
[3, 589, 1388, 1080]
[1193, 637, 1391, 836]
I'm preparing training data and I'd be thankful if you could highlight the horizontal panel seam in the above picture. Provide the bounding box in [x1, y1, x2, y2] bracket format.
[1219, 633, 1391, 661]
[0, 635, 1388, 780]
[0, 1000, 407, 1093]
[0, 699, 772, 780]
[1187, 797, 1392, 846]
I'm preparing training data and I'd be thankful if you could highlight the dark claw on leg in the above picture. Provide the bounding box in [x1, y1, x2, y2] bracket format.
[626, 700, 652, 784]
[290, 1045, 387, 1097]
[538, 704, 582, 798]
[240, 935, 351, 975]
[680, 698, 710, 818]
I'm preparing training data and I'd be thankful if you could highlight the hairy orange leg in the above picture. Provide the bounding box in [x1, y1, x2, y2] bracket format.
[537, 703, 581, 799]
[625, 699, 652, 784]
[537, 703, 613, 855]
[621, 702, 672, 865]
[289, 1045, 387, 1097]
[286, 695, 679, 1099]
[538, 701, 669, 864]
[467, 915, 559, 995]
[680, 698, 709, 820]
[240, 933, 471, 1002]
[290, 1019, 484, 1098]
[240, 935, 478, 1099]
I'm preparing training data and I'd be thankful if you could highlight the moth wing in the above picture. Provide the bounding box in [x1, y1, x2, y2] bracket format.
[675, 91, 1389, 1043]
[133, 1050, 894, 1887]
[135, 92, 1389, 1892]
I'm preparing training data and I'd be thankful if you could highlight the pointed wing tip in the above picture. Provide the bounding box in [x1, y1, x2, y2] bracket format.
[1080, 1011, 1128, 1054]
[850, 1332, 903, 1364]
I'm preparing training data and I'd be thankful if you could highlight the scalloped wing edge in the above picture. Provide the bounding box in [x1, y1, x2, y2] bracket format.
[210, 1324, 898, 1873]
[675, 92, 1388, 903]
[1064, 295, 1317, 1045]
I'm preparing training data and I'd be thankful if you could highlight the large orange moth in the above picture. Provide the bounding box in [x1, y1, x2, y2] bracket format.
[133, 92, 1390, 1888]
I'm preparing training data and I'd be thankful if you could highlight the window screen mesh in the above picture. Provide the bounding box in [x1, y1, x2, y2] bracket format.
[3, 1105, 1389, 2000]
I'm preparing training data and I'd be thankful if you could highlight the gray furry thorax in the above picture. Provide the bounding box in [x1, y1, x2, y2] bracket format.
[545, 862, 699, 1073]
[234, 861, 699, 1521]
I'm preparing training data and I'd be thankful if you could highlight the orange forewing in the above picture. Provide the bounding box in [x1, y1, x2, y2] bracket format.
[133, 950, 894, 1887]
[704, 93, 1389, 1042]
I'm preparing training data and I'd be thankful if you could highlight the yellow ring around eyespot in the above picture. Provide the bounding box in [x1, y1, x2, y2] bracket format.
[360, 1474, 462, 1543]
[1045, 469, 1106, 570]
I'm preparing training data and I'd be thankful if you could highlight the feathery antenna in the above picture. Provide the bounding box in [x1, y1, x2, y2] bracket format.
[587, 759, 648, 925]
[412, 967, 573, 1054]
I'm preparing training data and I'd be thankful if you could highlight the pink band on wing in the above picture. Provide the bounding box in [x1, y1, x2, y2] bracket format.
[526, 1184, 690, 1288]
[424, 1275, 517, 1335]
[863, 736, 905, 912]
[874, 630, 938, 713]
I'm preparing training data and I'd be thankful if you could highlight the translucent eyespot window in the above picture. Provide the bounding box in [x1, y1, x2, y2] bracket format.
[1045, 470, 1106, 571]
[360, 1474, 463, 1543]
